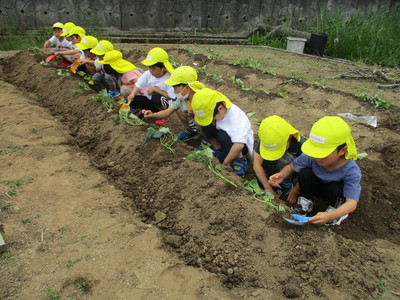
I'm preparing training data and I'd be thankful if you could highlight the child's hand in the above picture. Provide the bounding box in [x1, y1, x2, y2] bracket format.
[147, 87, 154, 95]
[286, 186, 299, 204]
[142, 110, 153, 117]
[269, 173, 283, 186]
[309, 212, 331, 225]
[127, 94, 135, 102]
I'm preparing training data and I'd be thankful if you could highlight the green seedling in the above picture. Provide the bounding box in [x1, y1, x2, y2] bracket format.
[276, 89, 289, 99]
[91, 91, 113, 112]
[314, 79, 326, 88]
[57, 69, 71, 77]
[169, 55, 182, 68]
[230, 58, 261, 69]
[0, 145, 21, 154]
[179, 46, 198, 56]
[208, 71, 225, 82]
[186, 147, 237, 187]
[262, 69, 276, 76]
[144, 127, 178, 154]
[246, 112, 261, 125]
[112, 111, 146, 126]
[242, 179, 285, 212]
[27, 46, 41, 55]
[78, 81, 90, 90]
[355, 90, 390, 108]
[72, 88, 82, 95]
[31, 128, 37, 133]
[2, 252, 18, 263]
[45, 287, 60, 300]
[66, 257, 81, 268]
[58, 226, 68, 233]
[205, 47, 220, 60]
[20, 218, 31, 224]
[197, 65, 207, 74]
[40, 60, 50, 66]
[377, 279, 391, 293]
[357, 152, 368, 160]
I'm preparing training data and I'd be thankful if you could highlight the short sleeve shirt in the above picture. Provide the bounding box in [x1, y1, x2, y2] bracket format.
[293, 154, 362, 200]
[135, 70, 176, 99]
[48, 36, 73, 49]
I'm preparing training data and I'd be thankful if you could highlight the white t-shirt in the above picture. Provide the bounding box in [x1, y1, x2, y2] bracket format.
[48, 36, 73, 49]
[135, 70, 176, 99]
[216, 103, 254, 159]
[94, 58, 104, 72]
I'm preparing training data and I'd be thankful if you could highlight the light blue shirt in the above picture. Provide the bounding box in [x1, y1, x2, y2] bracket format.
[293, 154, 362, 200]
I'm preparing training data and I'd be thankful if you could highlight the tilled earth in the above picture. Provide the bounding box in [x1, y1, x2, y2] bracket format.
[1, 47, 400, 299]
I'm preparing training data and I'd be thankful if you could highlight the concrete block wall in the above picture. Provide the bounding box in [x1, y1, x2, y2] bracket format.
[0, 0, 398, 34]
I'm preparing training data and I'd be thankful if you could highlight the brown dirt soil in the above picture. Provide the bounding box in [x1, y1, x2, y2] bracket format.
[1, 46, 400, 299]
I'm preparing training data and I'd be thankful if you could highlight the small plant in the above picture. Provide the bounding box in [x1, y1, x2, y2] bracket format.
[276, 89, 289, 99]
[45, 287, 60, 300]
[197, 65, 207, 74]
[40, 60, 50, 66]
[20, 218, 31, 224]
[377, 279, 391, 293]
[262, 69, 276, 76]
[246, 112, 261, 125]
[58, 226, 68, 233]
[232, 76, 245, 88]
[208, 71, 225, 82]
[0, 145, 21, 154]
[2, 252, 18, 263]
[144, 127, 178, 154]
[169, 55, 181, 68]
[230, 58, 261, 69]
[27, 46, 41, 55]
[112, 111, 146, 126]
[31, 128, 37, 134]
[72, 88, 82, 95]
[314, 79, 326, 88]
[205, 47, 220, 60]
[57, 69, 71, 77]
[66, 257, 81, 268]
[78, 81, 90, 90]
[242, 179, 285, 211]
[186, 147, 237, 187]
[355, 90, 390, 108]
[91, 91, 113, 112]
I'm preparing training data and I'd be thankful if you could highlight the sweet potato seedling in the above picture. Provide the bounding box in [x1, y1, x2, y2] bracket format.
[144, 127, 178, 154]
[113, 111, 146, 126]
[243, 178, 285, 212]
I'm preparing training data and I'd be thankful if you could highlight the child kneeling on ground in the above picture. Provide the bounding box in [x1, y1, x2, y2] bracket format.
[253, 115, 305, 198]
[192, 88, 254, 177]
[269, 116, 361, 225]
[142, 66, 203, 141]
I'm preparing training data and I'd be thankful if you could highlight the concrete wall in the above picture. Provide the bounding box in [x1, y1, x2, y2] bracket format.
[0, 0, 398, 35]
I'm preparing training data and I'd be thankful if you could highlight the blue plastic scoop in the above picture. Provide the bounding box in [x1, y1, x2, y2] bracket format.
[283, 214, 312, 225]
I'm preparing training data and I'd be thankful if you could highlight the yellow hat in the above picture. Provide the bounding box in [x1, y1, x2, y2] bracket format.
[52, 22, 63, 29]
[90, 40, 114, 55]
[76, 36, 98, 50]
[301, 116, 357, 160]
[258, 116, 300, 161]
[65, 26, 86, 38]
[61, 22, 75, 36]
[165, 66, 205, 92]
[99, 50, 137, 74]
[192, 88, 232, 126]
[141, 47, 174, 74]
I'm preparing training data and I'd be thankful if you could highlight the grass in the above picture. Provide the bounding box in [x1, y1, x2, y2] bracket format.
[248, 5, 400, 67]
[0, 28, 45, 51]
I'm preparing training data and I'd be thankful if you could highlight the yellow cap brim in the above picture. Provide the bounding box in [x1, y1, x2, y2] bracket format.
[259, 143, 287, 161]
[110, 60, 136, 74]
[90, 48, 105, 55]
[301, 139, 336, 159]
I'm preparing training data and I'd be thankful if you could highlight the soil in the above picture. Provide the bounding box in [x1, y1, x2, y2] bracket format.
[0, 45, 399, 300]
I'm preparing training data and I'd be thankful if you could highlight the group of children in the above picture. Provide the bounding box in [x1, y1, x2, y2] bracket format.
[44, 22, 362, 226]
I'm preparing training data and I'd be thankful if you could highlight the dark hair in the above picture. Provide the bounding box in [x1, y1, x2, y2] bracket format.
[69, 34, 80, 38]
[213, 101, 224, 116]
[151, 62, 165, 69]
[336, 143, 346, 151]
[173, 83, 187, 87]
[103, 64, 121, 76]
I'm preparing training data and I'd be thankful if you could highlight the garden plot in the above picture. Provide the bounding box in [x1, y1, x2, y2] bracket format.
[0, 47, 399, 299]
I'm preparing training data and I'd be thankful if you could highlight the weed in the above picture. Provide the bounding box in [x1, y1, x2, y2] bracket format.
[355, 90, 390, 108]
[186, 147, 237, 187]
[66, 258, 81, 268]
[144, 127, 178, 154]
[57, 69, 71, 77]
[243, 179, 285, 211]
[205, 47, 220, 60]
[1, 201, 12, 209]
[7, 190, 17, 196]
[2, 252, 18, 263]
[20, 218, 31, 224]
[58, 226, 68, 233]
[78, 81, 90, 90]
[377, 279, 391, 293]
[31, 128, 37, 134]
[40, 61, 50, 66]
[45, 287, 60, 300]
[0, 145, 21, 154]
[72, 88, 82, 95]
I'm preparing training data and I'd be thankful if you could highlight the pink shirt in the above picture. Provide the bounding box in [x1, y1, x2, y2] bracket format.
[121, 70, 147, 95]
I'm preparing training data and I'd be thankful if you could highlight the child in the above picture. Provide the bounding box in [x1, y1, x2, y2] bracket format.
[43, 22, 72, 50]
[142, 66, 204, 141]
[98, 50, 144, 98]
[253, 115, 305, 198]
[269, 116, 361, 225]
[126, 47, 175, 125]
[75, 36, 98, 74]
[52, 26, 86, 64]
[90, 40, 115, 93]
[192, 88, 254, 177]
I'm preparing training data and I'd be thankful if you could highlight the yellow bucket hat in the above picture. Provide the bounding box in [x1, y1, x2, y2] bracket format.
[192, 88, 232, 126]
[52, 22, 63, 29]
[65, 26, 86, 38]
[90, 40, 114, 56]
[61, 22, 75, 36]
[165, 66, 205, 92]
[141, 47, 174, 74]
[258, 115, 300, 161]
[99, 50, 137, 74]
[301, 116, 357, 160]
[76, 36, 98, 50]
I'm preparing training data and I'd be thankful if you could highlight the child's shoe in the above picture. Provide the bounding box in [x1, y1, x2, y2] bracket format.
[232, 157, 248, 177]
[175, 129, 200, 142]
[293, 196, 314, 216]
[108, 90, 121, 98]
[212, 149, 228, 162]
[154, 117, 170, 126]
[324, 205, 349, 226]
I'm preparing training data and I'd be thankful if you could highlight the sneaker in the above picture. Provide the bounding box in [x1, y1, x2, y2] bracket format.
[293, 196, 314, 215]
[108, 90, 121, 98]
[154, 117, 170, 126]
[175, 129, 200, 141]
[324, 205, 349, 226]
[232, 157, 248, 177]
